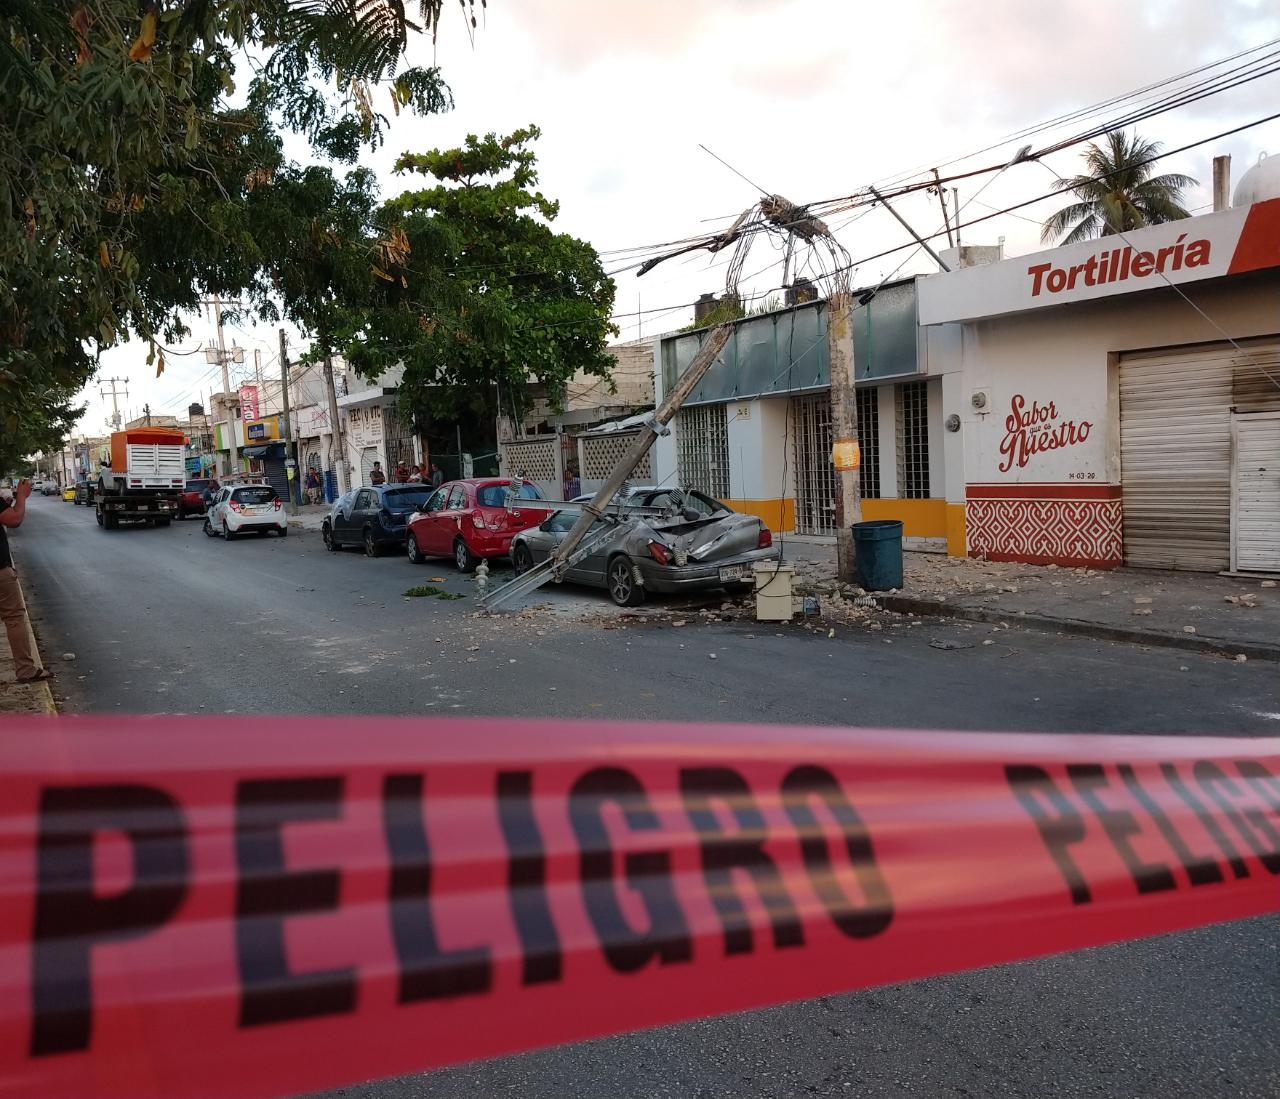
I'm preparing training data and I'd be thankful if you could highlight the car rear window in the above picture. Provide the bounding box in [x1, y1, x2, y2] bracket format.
[476, 483, 543, 507]
[185, 479, 211, 492]
[232, 486, 277, 505]
[383, 487, 434, 510]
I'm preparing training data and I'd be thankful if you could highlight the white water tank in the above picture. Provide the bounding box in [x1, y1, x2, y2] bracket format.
[1232, 152, 1280, 206]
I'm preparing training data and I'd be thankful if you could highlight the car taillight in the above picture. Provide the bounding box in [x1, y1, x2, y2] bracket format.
[758, 527, 773, 548]
[274, 500, 282, 511]
[229, 501, 241, 512]
[647, 540, 672, 565]
[471, 513, 486, 529]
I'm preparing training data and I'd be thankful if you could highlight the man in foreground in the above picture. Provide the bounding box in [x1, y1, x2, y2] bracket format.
[0, 478, 49, 682]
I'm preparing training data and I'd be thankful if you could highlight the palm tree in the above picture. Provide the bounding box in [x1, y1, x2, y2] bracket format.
[1040, 131, 1197, 246]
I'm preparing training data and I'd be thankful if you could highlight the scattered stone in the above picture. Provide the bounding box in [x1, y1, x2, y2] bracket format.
[1133, 596, 1153, 605]
[1224, 596, 1240, 604]
[61, 652, 75, 661]
[828, 628, 836, 638]
[1262, 580, 1277, 588]
[708, 653, 717, 660]
[929, 639, 972, 651]
[1132, 609, 1153, 616]
[982, 639, 994, 646]
[1235, 654, 1248, 663]
[1180, 666, 1189, 672]
[1182, 626, 1196, 634]
[466, 645, 480, 651]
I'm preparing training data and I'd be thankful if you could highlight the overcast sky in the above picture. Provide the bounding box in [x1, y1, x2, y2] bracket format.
[81, 0, 1280, 434]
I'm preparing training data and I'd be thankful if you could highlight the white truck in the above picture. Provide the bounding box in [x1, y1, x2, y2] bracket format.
[95, 428, 185, 529]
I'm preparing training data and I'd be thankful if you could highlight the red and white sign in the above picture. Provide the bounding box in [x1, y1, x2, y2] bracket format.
[919, 197, 1280, 324]
[998, 394, 1094, 472]
[238, 385, 260, 422]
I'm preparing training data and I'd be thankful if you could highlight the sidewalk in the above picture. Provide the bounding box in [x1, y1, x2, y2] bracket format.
[288, 503, 330, 532]
[783, 541, 1280, 662]
[0, 573, 57, 714]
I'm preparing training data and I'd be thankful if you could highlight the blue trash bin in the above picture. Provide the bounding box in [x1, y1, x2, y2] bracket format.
[852, 520, 904, 591]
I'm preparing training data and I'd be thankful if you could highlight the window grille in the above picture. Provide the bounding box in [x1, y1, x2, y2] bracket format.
[896, 381, 930, 499]
[676, 405, 729, 498]
[857, 387, 880, 500]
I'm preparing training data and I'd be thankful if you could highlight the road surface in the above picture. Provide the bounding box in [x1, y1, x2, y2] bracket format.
[13, 494, 1280, 1099]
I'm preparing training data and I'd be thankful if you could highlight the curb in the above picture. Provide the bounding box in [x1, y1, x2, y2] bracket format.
[12, 576, 57, 714]
[874, 594, 1280, 664]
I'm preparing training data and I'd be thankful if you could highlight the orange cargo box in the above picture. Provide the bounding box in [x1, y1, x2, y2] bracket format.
[109, 428, 186, 472]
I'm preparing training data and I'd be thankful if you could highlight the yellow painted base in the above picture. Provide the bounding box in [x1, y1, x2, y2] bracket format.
[722, 498, 795, 533]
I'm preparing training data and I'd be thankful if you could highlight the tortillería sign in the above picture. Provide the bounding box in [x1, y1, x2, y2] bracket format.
[916, 196, 1280, 325]
[1027, 235, 1211, 297]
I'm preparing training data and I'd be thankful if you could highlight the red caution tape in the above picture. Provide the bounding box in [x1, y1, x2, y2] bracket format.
[1, 717, 1277, 1098]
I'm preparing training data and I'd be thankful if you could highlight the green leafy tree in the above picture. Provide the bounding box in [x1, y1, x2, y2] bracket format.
[341, 126, 617, 425]
[0, 0, 474, 470]
[1041, 130, 1198, 246]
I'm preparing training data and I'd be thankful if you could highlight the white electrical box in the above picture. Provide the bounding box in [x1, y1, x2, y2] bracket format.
[753, 562, 796, 621]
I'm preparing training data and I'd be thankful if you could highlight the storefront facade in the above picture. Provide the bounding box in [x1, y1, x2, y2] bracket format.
[918, 196, 1280, 572]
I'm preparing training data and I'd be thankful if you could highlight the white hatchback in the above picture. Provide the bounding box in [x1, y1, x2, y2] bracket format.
[204, 484, 288, 540]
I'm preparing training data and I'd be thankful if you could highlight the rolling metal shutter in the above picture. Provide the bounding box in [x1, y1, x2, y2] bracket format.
[1119, 345, 1234, 571]
[1233, 413, 1280, 573]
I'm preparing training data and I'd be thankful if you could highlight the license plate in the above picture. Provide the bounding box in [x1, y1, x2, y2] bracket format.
[242, 507, 257, 516]
[718, 564, 748, 582]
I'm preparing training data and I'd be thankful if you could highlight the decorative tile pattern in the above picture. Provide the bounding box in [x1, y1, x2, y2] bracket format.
[966, 493, 1122, 567]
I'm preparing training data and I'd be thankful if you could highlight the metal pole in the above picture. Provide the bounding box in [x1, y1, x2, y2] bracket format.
[828, 289, 861, 583]
[215, 298, 239, 475]
[278, 328, 297, 514]
[933, 169, 953, 248]
[869, 187, 951, 273]
[322, 349, 348, 495]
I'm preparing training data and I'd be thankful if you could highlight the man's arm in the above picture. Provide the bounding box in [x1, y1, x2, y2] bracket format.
[0, 480, 30, 528]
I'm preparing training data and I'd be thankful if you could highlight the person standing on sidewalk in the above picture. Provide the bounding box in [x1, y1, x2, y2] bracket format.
[305, 467, 322, 506]
[0, 479, 49, 683]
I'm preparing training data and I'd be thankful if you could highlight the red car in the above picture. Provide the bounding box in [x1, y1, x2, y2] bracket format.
[177, 478, 215, 519]
[405, 478, 546, 572]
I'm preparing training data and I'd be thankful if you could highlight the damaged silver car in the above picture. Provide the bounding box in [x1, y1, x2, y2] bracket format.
[510, 487, 780, 606]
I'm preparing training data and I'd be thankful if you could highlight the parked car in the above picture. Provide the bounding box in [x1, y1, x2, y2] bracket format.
[405, 478, 547, 572]
[322, 483, 437, 556]
[510, 488, 779, 606]
[72, 480, 92, 506]
[203, 482, 288, 540]
[177, 478, 214, 519]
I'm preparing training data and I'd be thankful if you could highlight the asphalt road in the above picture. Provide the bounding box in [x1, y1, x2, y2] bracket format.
[13, 493, 1280, 1099]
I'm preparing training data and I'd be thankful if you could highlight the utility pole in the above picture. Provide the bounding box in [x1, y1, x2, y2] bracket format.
[828, 289, 861, 583]
[212, 297, 238, 476]
[933, 169, 953, 248]
[143, 403, 152, 425]
[869, 187, 951, 273]
[322, 350, 348, 495]
[278, 328, 297, 514]
[99, 377, 129, 430]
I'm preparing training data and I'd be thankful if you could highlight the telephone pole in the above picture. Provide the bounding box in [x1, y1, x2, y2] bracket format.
[99, 377, 129, 430]
[828, 289, 862, 582]
[202, 297, 245, 476]
[322, 350, 348, 495]
[278, 329, 297, 514]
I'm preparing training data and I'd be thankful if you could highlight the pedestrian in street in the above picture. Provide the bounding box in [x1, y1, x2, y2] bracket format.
[394, 460, 411, 484]
[370, 461, 386, 486]
[429, 463, 443, 489]
[0, 479, 49, 683]
[305, 467, 322, 506]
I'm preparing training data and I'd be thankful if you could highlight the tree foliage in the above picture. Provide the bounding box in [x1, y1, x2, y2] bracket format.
[0, 0, 474, 469]
[340, 126, 617, 424]
[1041, 130, 1198, 246]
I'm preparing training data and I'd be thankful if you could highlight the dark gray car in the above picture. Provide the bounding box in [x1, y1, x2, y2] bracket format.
[510, 488, 780, 606]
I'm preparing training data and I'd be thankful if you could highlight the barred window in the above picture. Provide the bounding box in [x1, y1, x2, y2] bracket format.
[895, 381, 930, 499]
[676, 405, 730, 499]
[857, 387, 880, 500]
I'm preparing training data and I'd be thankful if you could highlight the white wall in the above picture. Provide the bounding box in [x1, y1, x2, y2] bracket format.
[938, 275, 1280, 487]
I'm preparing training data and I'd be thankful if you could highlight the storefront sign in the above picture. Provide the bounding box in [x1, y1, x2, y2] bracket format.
[244, 417, 281, 443]
[918, 197, 1280, 325]
[998, 394, 1093, 472]
[346, 405, 384, 449]
[239, 385, 260, 421]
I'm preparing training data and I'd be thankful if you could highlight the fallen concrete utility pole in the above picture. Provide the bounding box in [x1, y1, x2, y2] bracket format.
[482, 323, 733, 610]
